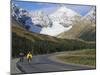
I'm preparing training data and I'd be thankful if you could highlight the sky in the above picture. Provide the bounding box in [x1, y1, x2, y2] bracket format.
[12, 0, 95, 16]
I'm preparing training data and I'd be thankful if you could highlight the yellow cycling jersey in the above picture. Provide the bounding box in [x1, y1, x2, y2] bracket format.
[27, 53, 32, 59]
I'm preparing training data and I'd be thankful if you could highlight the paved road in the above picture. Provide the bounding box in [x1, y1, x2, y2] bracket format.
[16, 54, 95, 74]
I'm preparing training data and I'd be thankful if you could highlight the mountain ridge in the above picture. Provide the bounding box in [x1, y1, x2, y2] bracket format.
[12, 3, 96, 40]
[12, 4, 82, 36]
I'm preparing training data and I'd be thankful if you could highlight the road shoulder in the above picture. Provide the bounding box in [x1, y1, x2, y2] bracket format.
[11, 58, 22, 74]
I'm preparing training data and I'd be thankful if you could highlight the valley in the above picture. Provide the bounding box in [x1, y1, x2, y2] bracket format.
[11, 2, 96, 74]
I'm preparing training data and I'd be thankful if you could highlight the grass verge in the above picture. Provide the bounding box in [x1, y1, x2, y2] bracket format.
[56, 49, 96, 67]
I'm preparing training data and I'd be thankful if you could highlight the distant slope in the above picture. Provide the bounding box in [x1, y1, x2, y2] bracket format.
[12, 20, 95, 57]
[57, 21, 88, 39]
[57, 21, 96, 42]
[79, 26, 96, 41]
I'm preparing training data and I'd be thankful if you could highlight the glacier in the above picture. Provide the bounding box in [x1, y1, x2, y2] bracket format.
[40, 22, 72, 36]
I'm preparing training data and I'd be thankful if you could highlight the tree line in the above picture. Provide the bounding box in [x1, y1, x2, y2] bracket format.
[12, 32, 95, 58]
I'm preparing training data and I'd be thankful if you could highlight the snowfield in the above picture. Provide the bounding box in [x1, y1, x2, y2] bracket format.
[40, 22, 72, 36]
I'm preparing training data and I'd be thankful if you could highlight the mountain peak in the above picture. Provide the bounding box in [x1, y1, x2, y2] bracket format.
[57, 6, 69, 12]
[53, 6, 81, 17]
[82, 7, 96, 25]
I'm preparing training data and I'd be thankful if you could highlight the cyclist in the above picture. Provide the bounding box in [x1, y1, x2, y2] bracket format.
[26, 51, 32, 63]
[19, 52, 24, 62]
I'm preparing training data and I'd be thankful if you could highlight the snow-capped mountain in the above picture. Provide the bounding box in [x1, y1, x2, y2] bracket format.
[12, 3, 29, 21]
[12, 4, 83, 36]
[57, 7, 96, 39]
[12, 3, 42, 32]
[82, 7, 96, 25]
[40, 6, 81, 36]
[30, 11, 52, 28]
[50, 6, 81, 27]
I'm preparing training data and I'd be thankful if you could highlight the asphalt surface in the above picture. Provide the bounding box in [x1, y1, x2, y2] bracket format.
[16, 53, 95, 74]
